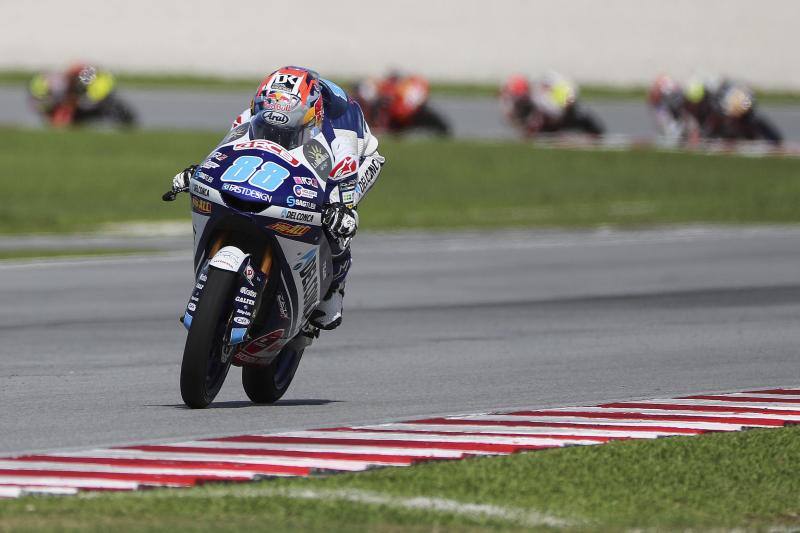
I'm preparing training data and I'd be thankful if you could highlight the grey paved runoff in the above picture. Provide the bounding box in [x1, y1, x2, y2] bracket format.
[3, 85, 800, 140]
[2, 226, 800, 455]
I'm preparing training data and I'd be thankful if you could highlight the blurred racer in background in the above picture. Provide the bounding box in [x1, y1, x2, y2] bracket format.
[28, 64, 136, 128]
[703, 79, 783, 144]
[171, 66, 385, 331]
[648, 75, 700, 144]
[501, 71, 604, 138]
[651, 74, 782, 145]
[354, 72, 450, 136]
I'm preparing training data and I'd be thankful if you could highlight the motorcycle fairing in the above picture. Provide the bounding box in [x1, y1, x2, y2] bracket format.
[182, 134, 334, 366]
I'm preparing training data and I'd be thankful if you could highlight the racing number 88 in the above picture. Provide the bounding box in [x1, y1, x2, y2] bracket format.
[220, 156, 289, 192]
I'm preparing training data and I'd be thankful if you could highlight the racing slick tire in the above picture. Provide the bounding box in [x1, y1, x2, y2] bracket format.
[412, 105, 451, 136]
[242, 339, 305, 404]
[752, 115, 783, 144]
[180, 268, 236, 408]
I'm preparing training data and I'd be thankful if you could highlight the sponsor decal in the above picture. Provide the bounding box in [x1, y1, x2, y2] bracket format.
[192, 183, 209, 197]
[330, 155, 357, 180]
[268, 221, 311, 237]
[199, 160, 219, 170]
[199, 273, 208, 282]
[240, 287, 257, 298]
[276, 293, 289, 319]
[262, 110, 289, 125]
[234, 316, 250, 325]
[243, 328, 285, 355]
[358, 157, 382, 193]
[233, 140, 300, 166]
[342, 190, 354, 206]
[244, 264, 255, 282]
[303, 140, 332, 177]
[191, 196, 212, 214]
[221, 183, 272, 203]
[293, 176, 319, 188]
[234, 352, 262, 364]
[190, 296, 198, 302]
[235, 296, 256, 306]
[187, 302, 196, 312]
[293, 249, 319, 316]
[293, 185, 318, 199]
[270, 73, 300, 93]
[281, 208, 314, 223]
[286, 196, 316, 209]
[195, 171, 214, 183]
[235, 308, 252, 317]
[212, 151, 228, 161]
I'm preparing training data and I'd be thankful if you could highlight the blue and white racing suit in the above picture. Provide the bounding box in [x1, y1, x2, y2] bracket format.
[229, 78, 385, 290]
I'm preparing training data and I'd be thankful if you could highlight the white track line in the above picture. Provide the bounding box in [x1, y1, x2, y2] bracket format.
[455, 415, 758, 431]
[0, 476, 140, 490]
[61, 449, 379, 472]
[712, 392, 800, 400]
[520, 406, 800, 422]
[618, 399, 800, 411]
[352, 424, 678, 439]
[0, 485, 79, 497]
[194, 442, 468, 458]
[0, 461, 261, 479]
[185, 434, 579, 447]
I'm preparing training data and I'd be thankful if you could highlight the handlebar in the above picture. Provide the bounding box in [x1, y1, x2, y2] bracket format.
[162, 186, 189, 202]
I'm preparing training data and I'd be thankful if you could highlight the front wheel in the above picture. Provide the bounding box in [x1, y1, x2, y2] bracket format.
[180, 268, 236, 408]
[242, 339, 305, 404]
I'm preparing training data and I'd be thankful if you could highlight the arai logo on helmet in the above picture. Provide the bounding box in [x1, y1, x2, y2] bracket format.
[262, 111, 289, 125]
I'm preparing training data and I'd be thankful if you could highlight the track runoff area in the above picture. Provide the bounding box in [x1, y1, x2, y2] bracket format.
[1, 387, 798, 499]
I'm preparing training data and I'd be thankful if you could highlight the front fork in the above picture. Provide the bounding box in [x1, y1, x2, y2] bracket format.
[183, 237, 272, 350]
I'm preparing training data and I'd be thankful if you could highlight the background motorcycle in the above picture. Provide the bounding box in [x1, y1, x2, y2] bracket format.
[502, 76, 604, 138]
[163, 116, 336, 408]
[29, 66, 136, 128]
[704, 83, 782, 144]
[355, 75, 450, 136]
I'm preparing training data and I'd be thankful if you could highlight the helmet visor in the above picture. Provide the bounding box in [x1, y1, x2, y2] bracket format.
[249, 110, 312, 150]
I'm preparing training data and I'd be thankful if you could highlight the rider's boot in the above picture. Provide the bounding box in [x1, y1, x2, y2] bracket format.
[309, 241, 351, 330]
[309, 280, 345, 330]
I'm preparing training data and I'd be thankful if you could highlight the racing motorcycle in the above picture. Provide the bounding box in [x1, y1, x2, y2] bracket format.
[355, 75, 450, 136]
[163, 117, 338, 408]
[704, 82, 782, 145]
[29, 66, 136, 128]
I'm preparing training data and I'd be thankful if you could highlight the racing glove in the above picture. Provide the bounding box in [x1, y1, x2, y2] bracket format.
[323, 203, 359, 246]
[163, 165, 196, 201]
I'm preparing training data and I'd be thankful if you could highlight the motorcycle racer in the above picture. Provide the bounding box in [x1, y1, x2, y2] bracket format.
[354, 72, 450, 135]
[500, 72, 604, 137]
[171, 66, 385, 331]
[647, 75, 699, 144]
[28, 63, 134, 127]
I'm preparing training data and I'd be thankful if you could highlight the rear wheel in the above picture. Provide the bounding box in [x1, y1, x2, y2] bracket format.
[752, 115, 782, 144]
[412, 106, 450, 136]
[180, 268, 236, 408]
[242, 340, 305, 404]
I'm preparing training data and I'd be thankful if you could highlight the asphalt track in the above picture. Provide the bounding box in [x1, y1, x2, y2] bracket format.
[2, 85, 800, 140]
[2, 226, 800, 455]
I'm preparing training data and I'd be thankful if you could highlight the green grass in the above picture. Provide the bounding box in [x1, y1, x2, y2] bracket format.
[3, 69, 800, 103]
[2, 427, 800, 531]
[1, 127, 799, 235]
